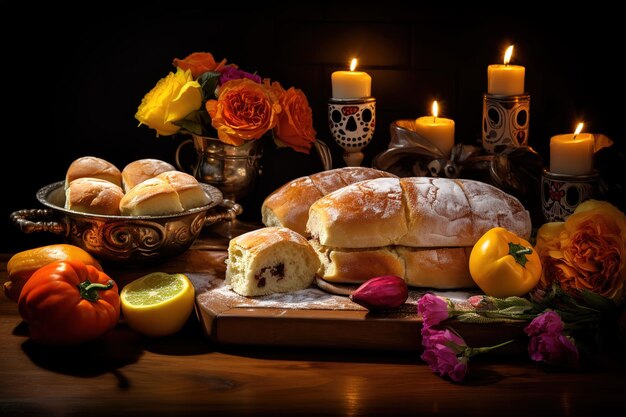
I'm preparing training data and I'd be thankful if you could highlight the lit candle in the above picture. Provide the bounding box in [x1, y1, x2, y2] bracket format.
[550, 123, 594, 176]
[414, 100, 455, 157]
[488, 45, 525, 95]
[331, 58, 372, 99]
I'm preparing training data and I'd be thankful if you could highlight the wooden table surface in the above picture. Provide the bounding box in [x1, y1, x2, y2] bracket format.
[1, 234, 625, 417]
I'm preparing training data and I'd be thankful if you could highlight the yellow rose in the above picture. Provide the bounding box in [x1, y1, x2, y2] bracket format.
[536, 200, 626, 302]
[206, 78, 281, 146]
[135, 68, 202, 136]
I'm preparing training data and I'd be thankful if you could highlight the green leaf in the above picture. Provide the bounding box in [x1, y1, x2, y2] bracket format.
[197, 71, 221, 100]
[581, 290, 619, 315]
[508, 242, 533, 267]
[175, 109, 213, 136]
[456, 312, 530, 324]
[180, 119, 203, 136]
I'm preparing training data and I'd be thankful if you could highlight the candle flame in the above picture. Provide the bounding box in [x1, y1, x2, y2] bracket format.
[574, 122, 584, 137]
[504, 45, 514, 65]
[350, 58, 357, 72]
[432, 100, 439, 120]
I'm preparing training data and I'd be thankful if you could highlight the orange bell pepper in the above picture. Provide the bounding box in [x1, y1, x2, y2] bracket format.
[18, 260, 120, 345]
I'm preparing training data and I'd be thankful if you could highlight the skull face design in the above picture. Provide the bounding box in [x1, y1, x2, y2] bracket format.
[328, 100, 376, 152]
[541, 171, 598, 222]
[482, 94, 530, 154]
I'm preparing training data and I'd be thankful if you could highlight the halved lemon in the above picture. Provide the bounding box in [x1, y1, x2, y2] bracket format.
[121, 272, 195, 337]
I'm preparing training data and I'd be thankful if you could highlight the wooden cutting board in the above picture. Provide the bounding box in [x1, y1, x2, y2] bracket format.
[186, 265, 527, 354]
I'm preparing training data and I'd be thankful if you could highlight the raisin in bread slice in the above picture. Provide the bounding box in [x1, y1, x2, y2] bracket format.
[225, 227, 320, 296]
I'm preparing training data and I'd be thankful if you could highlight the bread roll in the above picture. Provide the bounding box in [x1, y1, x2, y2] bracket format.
[157, 171, 210, 210]
[65, 156, 122, 189]
[121, 159, 176, 192]
[65, 178, 124, 216]
[119, 178, 183, 216]
[225, 227, 321, 297]
[311, 240, 474, 289]
[307, 177, 531, 248]
[262, 167, 397, 236]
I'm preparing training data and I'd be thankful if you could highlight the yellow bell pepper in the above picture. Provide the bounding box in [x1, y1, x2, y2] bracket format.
[5, 244, 102, 302]
[469, 227, 542, 297]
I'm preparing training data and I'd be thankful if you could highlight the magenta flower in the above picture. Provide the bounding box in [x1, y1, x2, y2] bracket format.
[418, 294, 450, 327]
[219, 65, 262, 84]
[420, 326, 468, 382]
[524, 311, 579, 367]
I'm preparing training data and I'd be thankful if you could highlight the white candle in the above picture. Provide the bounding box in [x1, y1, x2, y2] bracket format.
[550, 123, 594, 176]
[331, 58, 372, 99]
[488, 45, 525, 95]
[414, 100, 455, 157]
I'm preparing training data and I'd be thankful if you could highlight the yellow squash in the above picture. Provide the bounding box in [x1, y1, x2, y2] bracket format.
[5, 244, 101, 302]
[469, 227, 542, 297]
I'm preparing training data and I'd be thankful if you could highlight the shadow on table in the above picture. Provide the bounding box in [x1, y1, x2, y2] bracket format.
[20, 325, 143, 389]
[17, 313, 213, 388]
[139, 314, 213, 356]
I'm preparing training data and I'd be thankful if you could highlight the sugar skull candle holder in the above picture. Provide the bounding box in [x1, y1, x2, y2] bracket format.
[541, 168, 599, 222]
[328, 97, 376, 166]
[482, 93, 530, 154]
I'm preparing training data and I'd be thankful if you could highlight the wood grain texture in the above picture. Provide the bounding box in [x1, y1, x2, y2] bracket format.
[1, 241, 625, 417]
[193, 272, 527, 354]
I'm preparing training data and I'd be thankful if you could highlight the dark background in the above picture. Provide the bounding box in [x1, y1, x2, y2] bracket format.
[2, 3, 623, 252]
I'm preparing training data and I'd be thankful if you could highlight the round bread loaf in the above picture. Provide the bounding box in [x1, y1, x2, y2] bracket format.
[225, 227, 321, 297]
[262, 167, 397, 237]
[121, 159, 176, 192]
[307, 177, 532, 248]
[65, 178, 124, 216]
[119, 177, 184, 216]
[157, 171, 210, 210]
[65, 156, 122, 189]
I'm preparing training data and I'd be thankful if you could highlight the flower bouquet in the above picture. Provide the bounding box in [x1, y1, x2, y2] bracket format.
[134, 52, 331, 214]
[135, 52, 318, 154]
[418, 199, 626, 383]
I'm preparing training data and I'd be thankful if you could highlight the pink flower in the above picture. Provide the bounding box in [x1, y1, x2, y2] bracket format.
[467, 295, 485, 309]
[418, 294, 450, 327]
[420, 327, 468, 382]
[219, 65, 262, 85]
[524, 311, 579, 367]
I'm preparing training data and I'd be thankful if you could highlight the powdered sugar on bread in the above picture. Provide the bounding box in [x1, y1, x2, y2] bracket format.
[307, 177, 532, 248]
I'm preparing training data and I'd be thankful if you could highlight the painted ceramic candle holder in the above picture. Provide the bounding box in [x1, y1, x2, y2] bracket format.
[328, 97, 376, 166]
[541, 168, 599, 222]
[482, 93, 530, 154]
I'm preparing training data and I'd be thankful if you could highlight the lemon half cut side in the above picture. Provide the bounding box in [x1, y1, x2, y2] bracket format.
[121, 272, 195, 337]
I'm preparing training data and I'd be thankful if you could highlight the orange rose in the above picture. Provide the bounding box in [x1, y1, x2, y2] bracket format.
[269, 81, 317, 154]
[206, 79, 281, 146]
[535, 200, 626, 302]
[173, 52, 227, 78]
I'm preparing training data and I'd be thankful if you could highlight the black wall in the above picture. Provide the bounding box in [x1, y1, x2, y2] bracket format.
[2, 3, 623, 252]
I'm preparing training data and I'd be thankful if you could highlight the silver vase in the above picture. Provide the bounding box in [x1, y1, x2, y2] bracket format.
[176, 134, 263, 201]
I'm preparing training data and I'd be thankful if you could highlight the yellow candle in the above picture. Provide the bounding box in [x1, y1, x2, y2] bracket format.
[414, 100, 455, 157]
[331, 58, 372, 99]
[550, 123, 594, 176]
[488, 45, 525, 95]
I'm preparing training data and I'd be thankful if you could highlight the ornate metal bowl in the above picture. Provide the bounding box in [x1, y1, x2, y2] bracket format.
[10, 181, 241, 265]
